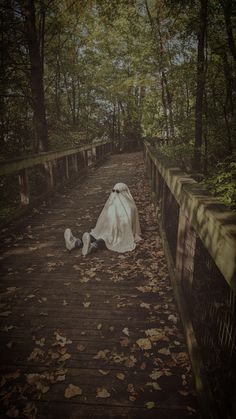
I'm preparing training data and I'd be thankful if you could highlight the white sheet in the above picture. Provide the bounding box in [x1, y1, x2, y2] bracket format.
[90, 183, 142, 253]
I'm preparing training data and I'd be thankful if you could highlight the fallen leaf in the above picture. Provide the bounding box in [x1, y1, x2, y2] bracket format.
[54, 331, 72, 347]
[99, 370, 110, 375]
[28, 348, 45, 361]
[168, 314, 178, 324]
[158, 347, 171, 356]
[140, 302, 150, 309]
[120, 337, 130, 347]
[116, 373, 125, 380]
[22, 402, 37, 419]
[187, 406, 197, 413]
[146, 382, 162, 390]
[122, 327, 129, 336]
[97, 323, 102, 330]
[149, 370, 163, 380]
[96, 387, 110, 398]
[93, 349, 109, 359]
[77, 344, 86, 352]
[64, 384, 82, 398]
[59, 353, 71, 362]
[83, 302, 91, 308]
[35, 337, 45, 347]
[136, 338, 152, 350]
[146, 401, 155, 409]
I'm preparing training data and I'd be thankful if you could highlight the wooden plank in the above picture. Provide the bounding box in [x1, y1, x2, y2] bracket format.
[0, 152, 199, 419]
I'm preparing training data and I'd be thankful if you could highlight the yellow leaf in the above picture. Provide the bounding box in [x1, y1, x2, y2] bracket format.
[146, 401, 155, 409]
[136, 338, 152, 350]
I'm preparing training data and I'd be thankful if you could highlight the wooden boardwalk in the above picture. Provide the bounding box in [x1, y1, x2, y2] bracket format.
[0, 152, 199, 419]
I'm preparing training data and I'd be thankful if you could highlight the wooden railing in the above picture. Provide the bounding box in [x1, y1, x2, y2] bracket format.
[144, 140, 236, 419]
[0, 140, 112, 226]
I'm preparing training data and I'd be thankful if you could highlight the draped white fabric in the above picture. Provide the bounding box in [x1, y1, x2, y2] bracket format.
[90, 183, 142, 253]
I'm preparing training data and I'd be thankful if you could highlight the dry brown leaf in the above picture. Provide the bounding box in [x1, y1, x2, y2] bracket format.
[59, 353, 71, 362]
[158, 347, 170, 356]
[140, 362, 146, 370]
[97, 324, 102, 330]
[64, 384, 82, 398]
[22, 402, 37, 419]
[125, 355, 137, 368]
[122, 327, 129, 336]
[77, 344, 86, 352]
[35, 338, 45, 347]
[136, 338, 152, 350]
[116, 373, 125, 380]
[28, 348, 45, 361]
[120, 337, 130, 347]
[168, 314, 178, 324]
[99, 370, 110, 375]
[140, 302, 150, 309]
[93, 349, 109, 359]
[149, 370, 164, 380]
[54, 331, 72, 347]
[96, 387, 110, 398]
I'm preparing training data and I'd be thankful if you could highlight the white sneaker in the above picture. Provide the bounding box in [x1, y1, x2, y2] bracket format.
[82, 232, 92, 256]
[64, 228, 77, 251]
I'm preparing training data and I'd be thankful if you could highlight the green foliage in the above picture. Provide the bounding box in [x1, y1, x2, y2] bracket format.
[203, 155, 236, 210]
[1, 0, 235, 211]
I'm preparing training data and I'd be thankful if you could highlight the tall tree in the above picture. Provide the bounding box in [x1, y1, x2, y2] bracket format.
[193, 0, 208, 171]
[23, 0, 49, 151]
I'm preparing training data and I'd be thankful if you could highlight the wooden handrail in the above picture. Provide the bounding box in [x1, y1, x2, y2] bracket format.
[0, 140, 111, 176]
[144, 140, 236, 292]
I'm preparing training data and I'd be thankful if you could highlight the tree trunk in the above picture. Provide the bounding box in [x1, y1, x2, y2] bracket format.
[221, 0, 236, 66]
[144, 0, 174, 139]
[24, 0, 49, 151]
[161, 77, 169, 140]
[193, 0, 208, 171]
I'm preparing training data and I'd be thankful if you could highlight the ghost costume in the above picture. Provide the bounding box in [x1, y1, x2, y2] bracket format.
[90, 183, 142, 253]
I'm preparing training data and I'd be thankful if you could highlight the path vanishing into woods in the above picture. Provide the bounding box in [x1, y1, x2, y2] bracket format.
[0, 152, 199, 419]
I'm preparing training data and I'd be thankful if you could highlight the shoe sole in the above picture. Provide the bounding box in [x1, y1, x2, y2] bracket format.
[82, 232, 91, 256]
[64, 228, 74, 251]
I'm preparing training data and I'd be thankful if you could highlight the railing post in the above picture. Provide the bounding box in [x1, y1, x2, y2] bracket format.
[73, 154, 79, 173]
[65, 156, 69, 179]
[84, 150, 88, 167]
[18, 168, 30, 205]
[44, 161, 54, 189]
